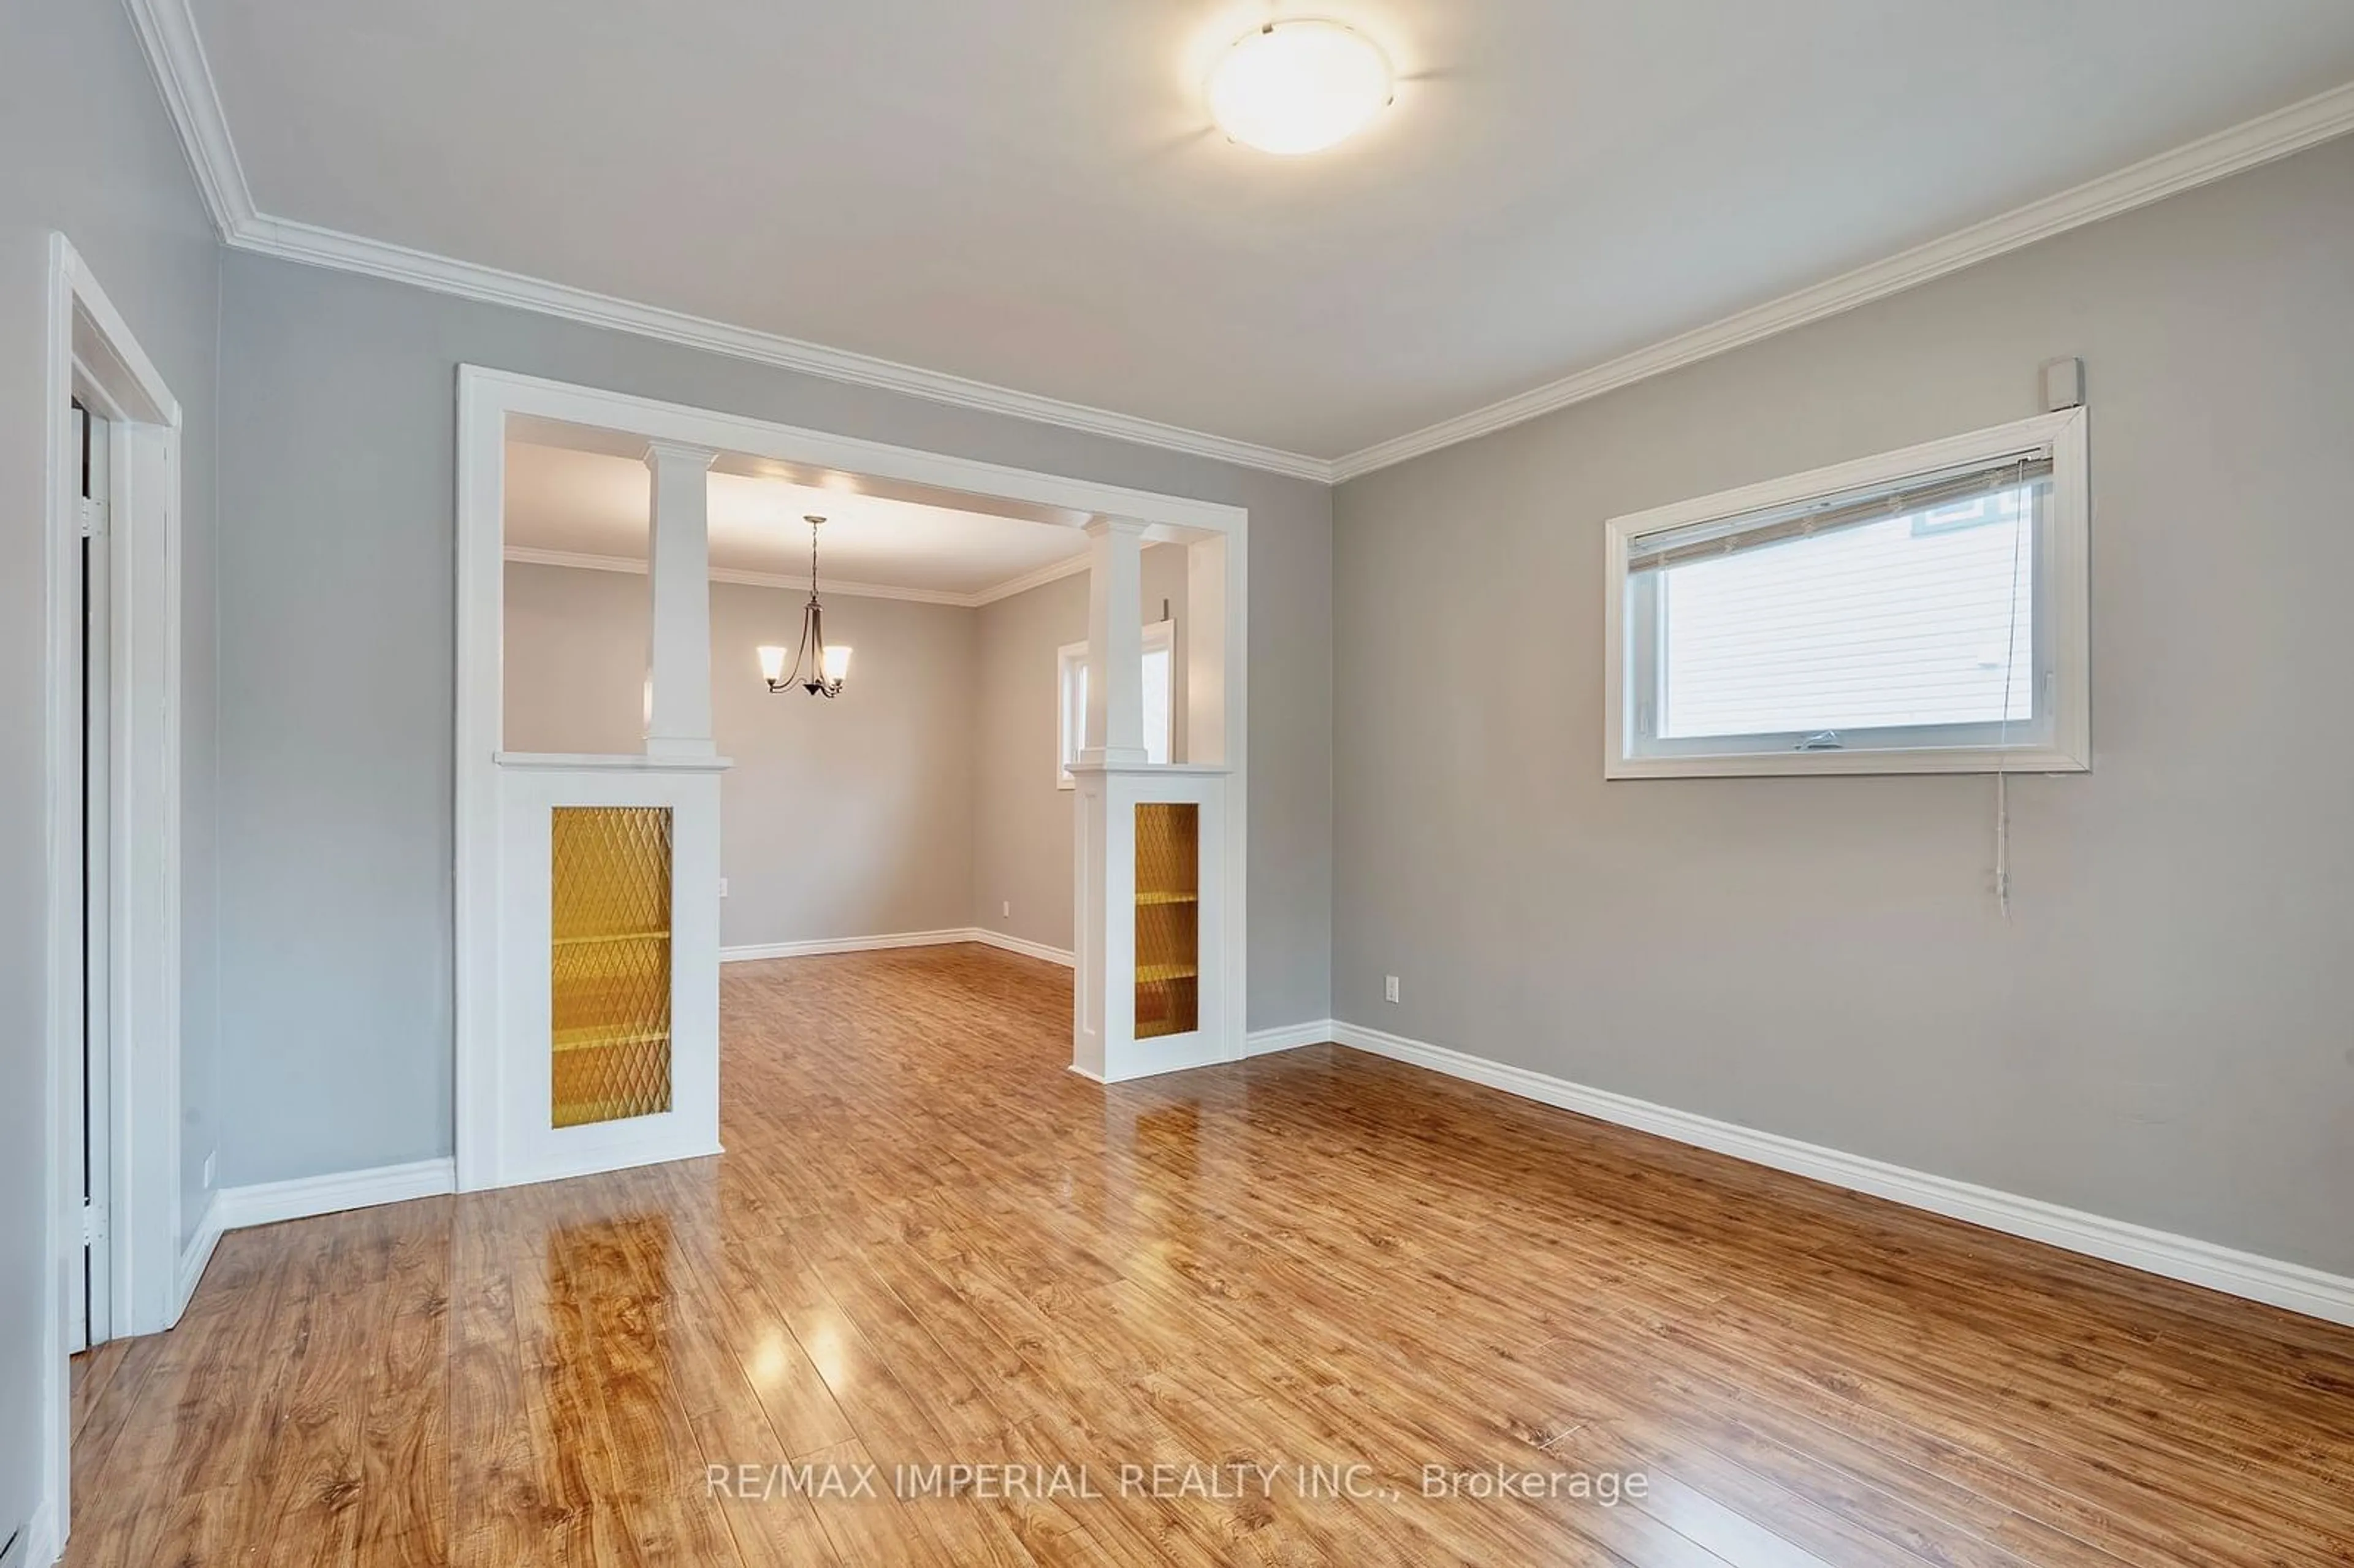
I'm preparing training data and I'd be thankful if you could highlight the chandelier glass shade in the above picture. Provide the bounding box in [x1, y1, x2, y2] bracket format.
[758, 516, 852, 698]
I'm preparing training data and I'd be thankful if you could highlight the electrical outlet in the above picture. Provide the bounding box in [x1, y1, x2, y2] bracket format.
[202, 1150, 216, 1190]
[718, 877, 729, 899]
[1002, 900, 1012, 918]
[1384, 975, 1401, 1004]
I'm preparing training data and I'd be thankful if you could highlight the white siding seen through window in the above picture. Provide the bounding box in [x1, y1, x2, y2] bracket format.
[1655, 487, 2035, 739]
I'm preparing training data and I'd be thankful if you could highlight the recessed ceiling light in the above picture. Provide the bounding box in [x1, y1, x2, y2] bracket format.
[1207, 20, 1393, 156]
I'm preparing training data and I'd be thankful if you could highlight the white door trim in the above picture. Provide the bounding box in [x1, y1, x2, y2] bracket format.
[40, 234, 186, 1565]
[454, 367, 1249, 1192]
[74, 403, 113, 1355]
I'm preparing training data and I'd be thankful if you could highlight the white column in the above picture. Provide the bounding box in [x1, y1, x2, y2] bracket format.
[1082, 517, 1149, 767]
[1184, 534, 1228, 767]
[643, 440, 719, 758]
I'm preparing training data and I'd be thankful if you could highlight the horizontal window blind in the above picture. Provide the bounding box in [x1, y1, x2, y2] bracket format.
[1628, 450, 2052, 573]
[1649, 474, 2044, 740]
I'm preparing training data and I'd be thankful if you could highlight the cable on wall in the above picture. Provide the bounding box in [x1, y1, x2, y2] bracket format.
[1994, 358, 2086, 917]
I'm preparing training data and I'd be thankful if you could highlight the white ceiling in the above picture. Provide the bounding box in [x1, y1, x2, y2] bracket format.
[504, 439, 1087, 599]
[185, 1, 2354, 462]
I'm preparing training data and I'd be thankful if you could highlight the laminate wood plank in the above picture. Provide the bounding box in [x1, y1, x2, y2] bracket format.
[790, 1437, 956, 1568]
[356, 1203, 455, 1564]
[62, 943, 2354, 1566]
[61, 1331, 164, 1494]
[68, 1342, 128, 1445]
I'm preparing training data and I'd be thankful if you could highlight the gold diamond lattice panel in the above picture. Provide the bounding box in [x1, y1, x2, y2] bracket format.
[1135, 802, 1199, 1040]
[550, 806, 674, 1128]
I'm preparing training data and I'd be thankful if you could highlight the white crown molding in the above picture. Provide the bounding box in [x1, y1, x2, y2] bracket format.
[968, 552, 1093, 607]
[502, 543, 1085, 608]
[120, 0, 1332, 482]
[124, 0, 2354, 490]
[259, 209, 1341, 482]
[1330, 78, 2354, 482]
[122, 0, 256, 235]
[1331, 1019, 2354, 1328]
[503, 544, 987, 606]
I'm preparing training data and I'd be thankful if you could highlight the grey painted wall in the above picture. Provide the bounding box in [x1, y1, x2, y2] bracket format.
[1331, 137, 2354, 1274]
[504, 563, 979, 946]
[215, 250, 1333, 1186]
[0, 0, 221, 1533]
[970, 546, 1190, 955]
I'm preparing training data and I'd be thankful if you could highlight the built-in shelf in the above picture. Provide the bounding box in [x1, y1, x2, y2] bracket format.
[551, 930, 671, 948]
[552, 1025, 671, 1054]
[549, 804, 677, 1128]
[1133, 800, 1202, 1040]
[1136, 962, 1198, 984]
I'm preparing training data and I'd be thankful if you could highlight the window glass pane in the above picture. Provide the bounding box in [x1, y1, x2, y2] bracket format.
[1656, 484, 2036, 739]
[1141, 647, 1172, 766]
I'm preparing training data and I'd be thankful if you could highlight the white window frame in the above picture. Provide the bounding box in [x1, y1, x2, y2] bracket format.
[1059, 620, 1175, 786]
[1603, 408, 2090, 779]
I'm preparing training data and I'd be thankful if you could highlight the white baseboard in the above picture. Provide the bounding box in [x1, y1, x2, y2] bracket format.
[1331, 1019, 2354, 1328]
[22, 1499, 58, 1568]
[1244, 1019, 1335, 1057]
[214, 1157, 457, 1233]
[722, 928, 973, 962]
[967, 927, 1075, 967]
[722, 926, 1077, 967]
[173, 1190, 224, 1320]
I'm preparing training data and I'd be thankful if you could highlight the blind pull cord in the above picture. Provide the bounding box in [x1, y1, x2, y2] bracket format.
[1994, 456, 2028, 919]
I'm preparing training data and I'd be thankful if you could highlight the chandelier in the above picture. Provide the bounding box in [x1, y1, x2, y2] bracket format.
[757, 515, 852, 698]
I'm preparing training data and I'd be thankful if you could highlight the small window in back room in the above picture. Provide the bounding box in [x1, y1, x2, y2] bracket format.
[1604, 409, 2090, 778]
[1059, 621, 1175, 785]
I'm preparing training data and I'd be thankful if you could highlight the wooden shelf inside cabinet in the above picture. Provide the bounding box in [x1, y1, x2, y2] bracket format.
[1136, 962, 1198, 984]
[551, 930, 671, 948]
[1133, 800, 1201, 1039]
[552, 1025, 671, 1054]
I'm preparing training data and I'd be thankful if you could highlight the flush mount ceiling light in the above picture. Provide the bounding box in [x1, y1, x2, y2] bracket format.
[1207, 19, 1393, 155]
[758, 516, 853, 698]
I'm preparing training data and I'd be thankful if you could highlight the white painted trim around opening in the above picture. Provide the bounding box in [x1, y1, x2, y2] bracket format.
[41, 234, 186, 1567]
[1330, 1019, 2354, 1328]
[459, 367, 1247, 1192]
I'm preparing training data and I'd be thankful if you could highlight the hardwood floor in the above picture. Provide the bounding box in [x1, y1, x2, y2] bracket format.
[66, 943, 2354, 1565]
